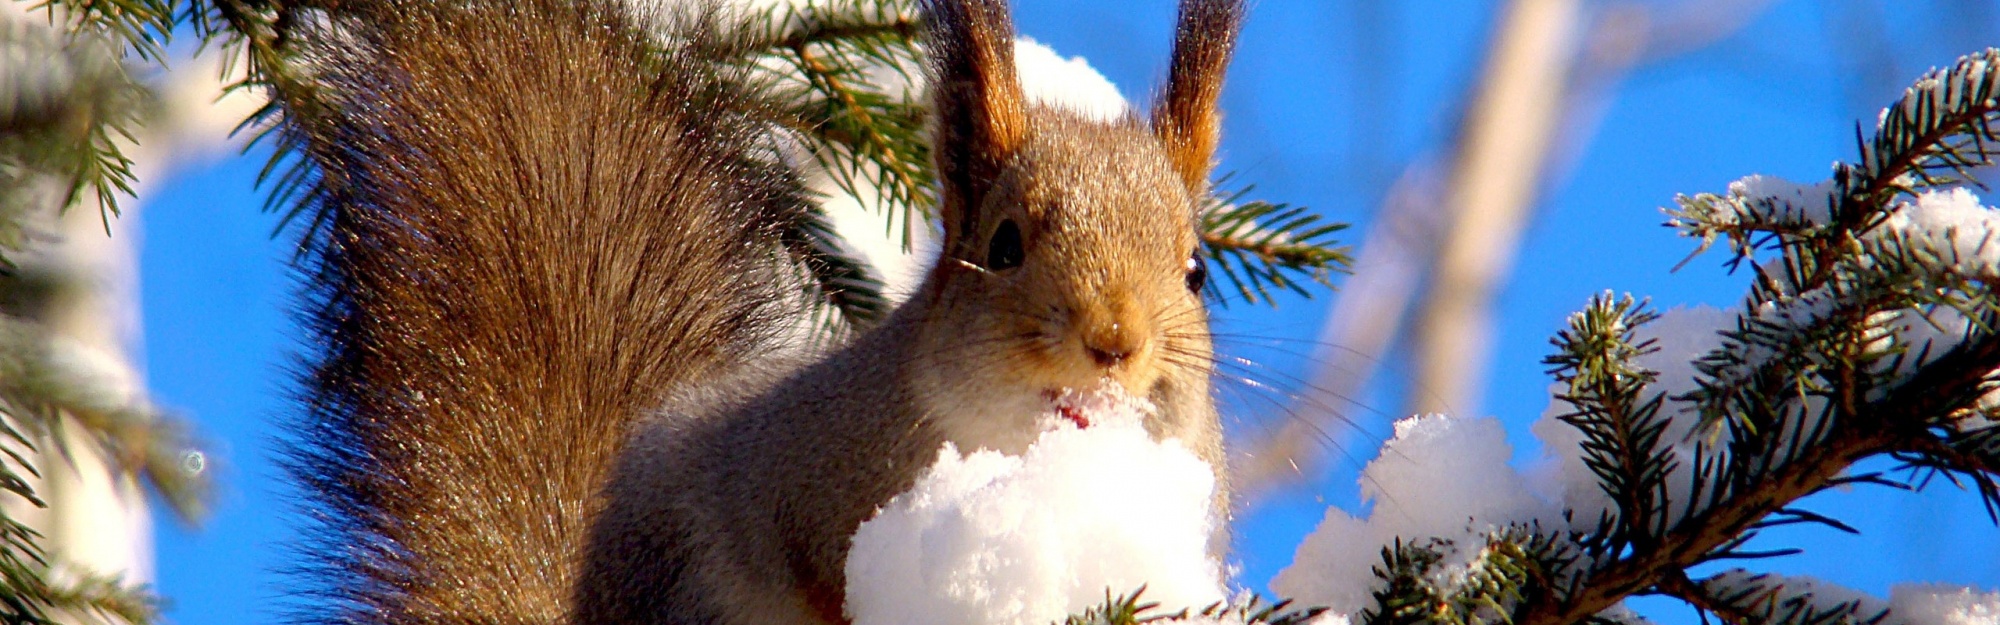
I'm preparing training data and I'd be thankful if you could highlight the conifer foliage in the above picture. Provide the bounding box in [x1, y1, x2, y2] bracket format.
[0, 1, 209, 623]
[1320, 48, 2000, 625]
[46, 1, 2000, 625]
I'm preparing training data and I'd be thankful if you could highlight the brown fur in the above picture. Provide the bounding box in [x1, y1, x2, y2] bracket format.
[286, 0, 1247, 623]
[927, 0, 1031, 257]
[1153, 0, 1245, 193]
[287, 1, 805, 623]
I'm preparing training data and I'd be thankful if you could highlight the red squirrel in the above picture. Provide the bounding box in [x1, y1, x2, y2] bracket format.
[278, 0, 1243, 622]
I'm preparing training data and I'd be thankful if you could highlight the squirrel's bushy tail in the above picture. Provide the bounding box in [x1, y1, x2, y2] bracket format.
[281, 1, 805, 621]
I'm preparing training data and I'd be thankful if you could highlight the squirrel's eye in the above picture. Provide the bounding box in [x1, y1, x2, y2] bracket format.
[1185, 252, 1208, 294]
[986, 219, 1025, 271]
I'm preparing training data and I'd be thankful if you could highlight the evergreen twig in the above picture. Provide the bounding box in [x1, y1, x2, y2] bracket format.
[1064, 586, 1325, 625]
[0, 6, 209, 623]
[746, 0, 930, 245]
[1199, 177, 1352, 306]
[0, 15, 156, 268]
[1314, 47, 2000, 625]
[1500, 48, 2000, 625]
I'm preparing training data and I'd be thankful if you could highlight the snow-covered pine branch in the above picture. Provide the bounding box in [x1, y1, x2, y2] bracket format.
[1265, 47, 2000, 625]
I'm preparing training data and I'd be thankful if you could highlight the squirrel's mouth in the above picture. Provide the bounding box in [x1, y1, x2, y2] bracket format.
[1039, 383, 1155, 431]
[1048, 393, 1092, 428]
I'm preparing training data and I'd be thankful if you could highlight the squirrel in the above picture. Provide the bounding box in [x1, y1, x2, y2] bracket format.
[278, 0, 1243, 623]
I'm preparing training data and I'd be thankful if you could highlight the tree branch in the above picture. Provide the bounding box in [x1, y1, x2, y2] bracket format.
[1518, 332, 2000, 623]
[1655, 571, 1756, 625]
[1518, 429, 1890, 624]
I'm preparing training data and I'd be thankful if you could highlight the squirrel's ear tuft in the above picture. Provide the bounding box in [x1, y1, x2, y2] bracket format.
[924, 0, 1027, 249]
[1152, 0, 1244, 194]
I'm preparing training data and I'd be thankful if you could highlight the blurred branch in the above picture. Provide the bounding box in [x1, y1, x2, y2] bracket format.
[1236, 0, 1779, 500]
[1232, 164, 1441, 497]
[1407, 0, 1577, 418]
[0, 5, 242, 621]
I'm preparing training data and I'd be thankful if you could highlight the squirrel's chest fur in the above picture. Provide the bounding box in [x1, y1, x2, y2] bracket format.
[577, 326, 948, 624]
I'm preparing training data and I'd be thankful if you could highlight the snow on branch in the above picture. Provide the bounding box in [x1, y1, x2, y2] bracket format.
[1269, 47, 2000, 625]
[1667, 176, 1840, 264]
[1675, 571, 2000, 625]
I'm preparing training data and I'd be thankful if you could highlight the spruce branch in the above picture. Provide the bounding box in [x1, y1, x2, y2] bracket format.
[0, 16, 156, 264]
[0, 552, 161, 625]
[1660, 571, 1888, 625]
[1667, 49, 2000, 280]
[0, 7, 207, 623]
[31, 0, 177, 62]
[1359, 529, 1613, 625]
[1515, 300, 1973, 622]
[1665, 177, 1836, 270]
[778, 201, 891, 333]
[1544, 295, 1676, 550]
[746, 0, 931, 245]
[1853, 49, 2000, 204]
[0, 314, 209, 522]
[1515, 429, 1891, 624]
[0, 303, 196, 625]
[1063, 588, 1162, 625]
[1654, 570, 1761, 625]
[1200, 179, 1352, 306]
[726, 0, 923, 331]
[1311, 45, 2000, 625]
[1485, 47, 2000, 625]
[1062, 586, 1325, 625]
[187, 0, 341, 247]
[19, 0, 179, 229]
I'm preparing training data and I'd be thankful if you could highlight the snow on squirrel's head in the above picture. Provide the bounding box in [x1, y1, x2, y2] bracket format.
[844, 383, 1228, 625]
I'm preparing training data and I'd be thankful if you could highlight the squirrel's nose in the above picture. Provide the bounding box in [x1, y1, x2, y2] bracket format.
[1082, 321, 1143, 369]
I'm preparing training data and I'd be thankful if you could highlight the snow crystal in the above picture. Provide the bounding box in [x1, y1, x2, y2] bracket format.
[1891, 584, 2000, 625]
[844, 393, 1225, 625]
[1272, 414, 1557, 617]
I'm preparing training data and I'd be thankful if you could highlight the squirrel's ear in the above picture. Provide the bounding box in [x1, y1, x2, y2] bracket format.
[1152, 0, 1244, 194]
[924, 0, 1027, 249]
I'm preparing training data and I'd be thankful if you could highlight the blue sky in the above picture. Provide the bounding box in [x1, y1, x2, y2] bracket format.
[138, 1, 2000, 622]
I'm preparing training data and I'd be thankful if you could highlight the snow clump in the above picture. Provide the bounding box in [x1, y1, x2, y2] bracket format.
[844, 386, 1228, 625]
